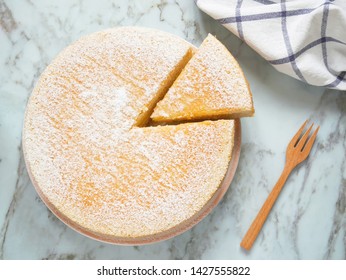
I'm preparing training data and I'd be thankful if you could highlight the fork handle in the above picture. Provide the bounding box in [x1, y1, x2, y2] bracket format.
[240, 163, 293, 250]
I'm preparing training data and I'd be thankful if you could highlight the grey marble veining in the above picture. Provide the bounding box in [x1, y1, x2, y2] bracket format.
[0, 0, 345, 260]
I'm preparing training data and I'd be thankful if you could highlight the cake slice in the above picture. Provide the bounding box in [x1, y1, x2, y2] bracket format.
[151, 34, 254, 123]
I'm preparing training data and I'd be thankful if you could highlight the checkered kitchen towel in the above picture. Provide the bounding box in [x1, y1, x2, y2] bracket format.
[196, 0, 346, 90]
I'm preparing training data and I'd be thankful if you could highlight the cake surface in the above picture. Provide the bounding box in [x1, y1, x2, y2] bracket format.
[151, 34, 254, 123]
[23, 27, 239, 241]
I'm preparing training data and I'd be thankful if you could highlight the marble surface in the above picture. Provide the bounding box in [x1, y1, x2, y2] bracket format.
[0, 0, 345, 260]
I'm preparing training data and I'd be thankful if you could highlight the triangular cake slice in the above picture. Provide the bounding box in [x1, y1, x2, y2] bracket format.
[151, 34, 254, 123]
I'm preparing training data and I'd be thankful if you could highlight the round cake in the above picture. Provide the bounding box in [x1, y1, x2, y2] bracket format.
[23, 27, 248, 244]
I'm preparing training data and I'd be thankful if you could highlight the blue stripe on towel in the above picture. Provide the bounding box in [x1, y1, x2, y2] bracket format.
[280, 0, 306, 82]
[269, 37, 346, 65]
[236, 0, 244, 40]
[218, 8, 314, 24]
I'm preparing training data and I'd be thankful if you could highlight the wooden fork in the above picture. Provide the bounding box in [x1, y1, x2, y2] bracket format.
[240, 120, 320, 251]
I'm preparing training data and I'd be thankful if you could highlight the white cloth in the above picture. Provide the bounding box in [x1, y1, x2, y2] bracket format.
[196, 0, 346, 90]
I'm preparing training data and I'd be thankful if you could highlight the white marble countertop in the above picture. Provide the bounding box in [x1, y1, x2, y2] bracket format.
[0, 0, 345, 260]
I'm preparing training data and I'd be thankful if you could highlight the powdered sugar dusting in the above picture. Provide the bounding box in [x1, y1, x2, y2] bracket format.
[23, 27, 236, 238]
[152, 34, 254, 121]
